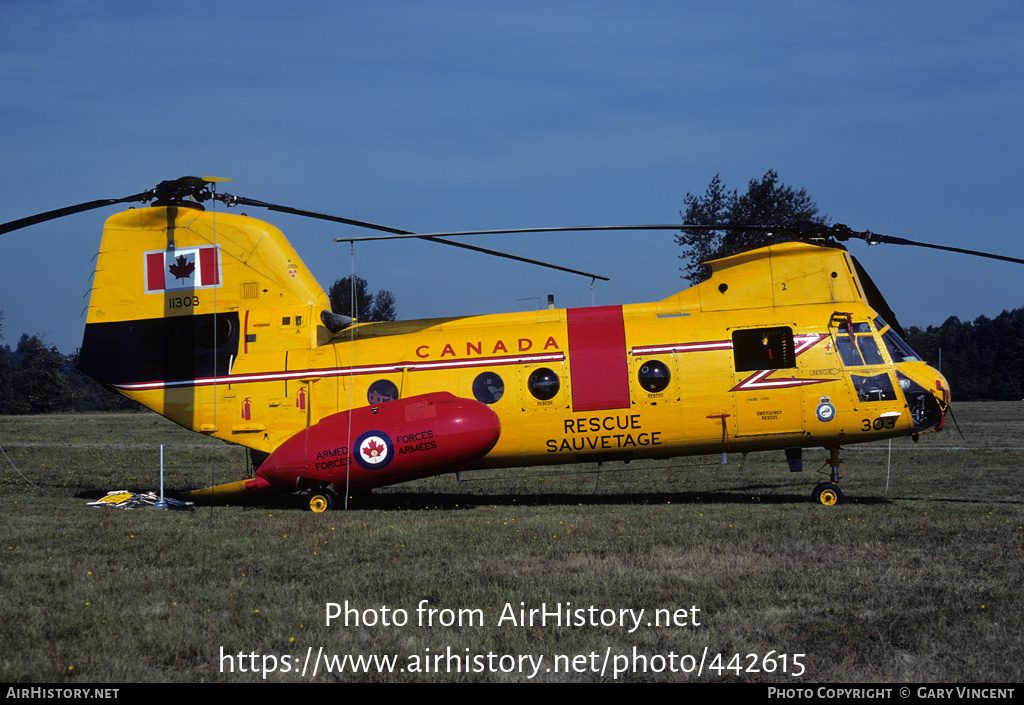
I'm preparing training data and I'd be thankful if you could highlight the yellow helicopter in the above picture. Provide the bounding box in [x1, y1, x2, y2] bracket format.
[4, 176, 1017, 509]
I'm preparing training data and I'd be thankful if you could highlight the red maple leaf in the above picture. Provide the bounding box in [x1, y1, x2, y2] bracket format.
[168, 254, 195, 281]
[362, 439, 384, 459]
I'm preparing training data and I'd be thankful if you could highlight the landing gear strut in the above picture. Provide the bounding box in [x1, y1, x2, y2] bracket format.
[812, 447, 844, 506]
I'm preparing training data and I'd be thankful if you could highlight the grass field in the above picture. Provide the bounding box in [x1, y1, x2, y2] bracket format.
[1, 403, 1021, 683]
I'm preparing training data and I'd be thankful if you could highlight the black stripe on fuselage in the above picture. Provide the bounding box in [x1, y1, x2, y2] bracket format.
[79, 312, 240, 386]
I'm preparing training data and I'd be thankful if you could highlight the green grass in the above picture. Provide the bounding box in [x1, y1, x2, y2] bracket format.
[0, 404, 1022, 682]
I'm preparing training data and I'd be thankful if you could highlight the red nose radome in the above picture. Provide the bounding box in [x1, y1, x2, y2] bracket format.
[256, 392, 501, 491]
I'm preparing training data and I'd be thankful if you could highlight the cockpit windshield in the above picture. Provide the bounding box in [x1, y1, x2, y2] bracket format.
[835, 321, 886, 366]
[874, 317, 923, 363]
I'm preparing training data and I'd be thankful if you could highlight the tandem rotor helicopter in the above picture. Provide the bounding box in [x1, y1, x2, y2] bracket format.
[4, 176, 1022, 509]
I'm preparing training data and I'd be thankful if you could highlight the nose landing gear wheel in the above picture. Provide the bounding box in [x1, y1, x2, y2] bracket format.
[307, 488, 337, 513]
[813, 483, 843, 506]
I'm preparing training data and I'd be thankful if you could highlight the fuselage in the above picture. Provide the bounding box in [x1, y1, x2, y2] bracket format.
[77, 206, 948, 497]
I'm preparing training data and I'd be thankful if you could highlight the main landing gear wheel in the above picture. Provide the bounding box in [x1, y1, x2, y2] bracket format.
[813, 483, 843, 506]
[306, 488, 337, 513]
[812, 446, 845, 506]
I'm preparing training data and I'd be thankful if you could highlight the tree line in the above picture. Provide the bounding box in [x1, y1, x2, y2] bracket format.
[904, 311, 1024, 401]
[0, 334, 141, 414]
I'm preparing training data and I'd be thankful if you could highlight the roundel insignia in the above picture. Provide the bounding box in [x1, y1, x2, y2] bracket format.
[815, 396, 836, 423]
[354, 430, 394, 470]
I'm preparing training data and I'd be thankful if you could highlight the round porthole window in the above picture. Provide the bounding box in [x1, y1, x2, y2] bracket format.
[637, 360, 671, 393]
[367, 379, 399, 404]
[527, 367, 560, 401]
[472, 372, 504, 405]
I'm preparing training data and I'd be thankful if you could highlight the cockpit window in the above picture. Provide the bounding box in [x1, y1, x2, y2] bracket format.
[874, 317, 924, 363]
[836, 337, 862, 366]
[851, 373, 898, 402]
[858, 336, 885, 365]
[883, 331, 922, 363]
[835, 331, 885, 366]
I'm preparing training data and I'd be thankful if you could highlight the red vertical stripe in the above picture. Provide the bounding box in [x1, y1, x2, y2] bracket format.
[199, 247, 219, 286]
[566, 306, 631, 412]
[146, 252, 165, 291]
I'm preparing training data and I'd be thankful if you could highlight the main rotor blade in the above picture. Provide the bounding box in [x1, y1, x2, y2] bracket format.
[417, 235, 609, 280]
[336, 224, 687, 242]
[217, 194, 609, 280]
[0, 177, 232, 236]
[215, 194, 412, 235]
[0, 192, 152, 236]
[848, 231, 1024, 266]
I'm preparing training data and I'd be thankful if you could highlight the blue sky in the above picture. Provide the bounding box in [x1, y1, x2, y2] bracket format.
[2, 1, 1023, 353]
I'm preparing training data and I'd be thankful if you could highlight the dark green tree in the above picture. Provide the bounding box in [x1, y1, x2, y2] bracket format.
[0, 344, 14, 415]
[677, 170, 828, 284]
[905, 307, 1024, 401]
[10, 335, 71, 414]
[0, 338, 141, 414]
[368, 289, 397, 322]
[65, 350, 141, 412]
[328, 276, 397, 322]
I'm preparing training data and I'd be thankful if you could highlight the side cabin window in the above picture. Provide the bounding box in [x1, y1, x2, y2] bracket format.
[367, 379, 399, 405]
[637, 360, 671, 393]
[472, 371, 505, 405]
[732, 327, 795, 372]
[527, 367, 561, 401]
